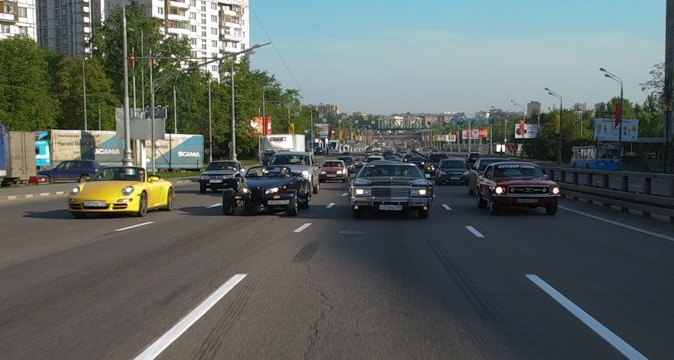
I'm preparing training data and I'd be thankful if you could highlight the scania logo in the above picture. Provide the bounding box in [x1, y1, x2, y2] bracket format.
[177, 151, 200, 157]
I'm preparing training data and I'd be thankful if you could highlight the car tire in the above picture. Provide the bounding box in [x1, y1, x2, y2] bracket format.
[488, 198, 500, 215]
[352, 207, 363, 218]
[163, 188, 174, 211]
[71, 211, 87, 219]
[477, 191, 487, 208]
[418, 208, 429, 219]
[467, 182, 474, 195]
[136, 192, 148, 217]
[199, 183, 207, 193]
[222, 199, 235, 215]
[545, 202, 558, 215]
[286, 198, 299, 216]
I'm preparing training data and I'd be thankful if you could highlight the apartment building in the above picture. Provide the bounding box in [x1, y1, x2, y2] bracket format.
[36, 0, 103, 56]
[106, 0, 250, 81]
[0, 0, 37, 40]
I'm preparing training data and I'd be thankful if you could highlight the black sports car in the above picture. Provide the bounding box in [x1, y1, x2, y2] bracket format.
[222, 165, 311, 216]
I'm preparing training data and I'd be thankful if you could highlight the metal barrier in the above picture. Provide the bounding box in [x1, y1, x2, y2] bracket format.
[540, 166, 674, 223]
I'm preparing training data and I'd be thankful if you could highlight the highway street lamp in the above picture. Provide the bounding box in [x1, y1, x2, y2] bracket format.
[545, 87, 563, 164]
[599, 67, 623, 155]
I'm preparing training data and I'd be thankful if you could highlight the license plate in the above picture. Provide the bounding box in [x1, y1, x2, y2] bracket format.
[267, 199, 290, 205]
[379, 204, 402, 211]
[83, 200, 107, 208]
[327, 174, 336, 177]
[517, 198, 539, 204]
[209, 179, 222, 183]
[450, 176, 460, 180]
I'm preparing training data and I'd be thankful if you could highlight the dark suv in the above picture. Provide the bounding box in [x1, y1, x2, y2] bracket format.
[38, 159, 101, 183]
[425, 152, 449, 175]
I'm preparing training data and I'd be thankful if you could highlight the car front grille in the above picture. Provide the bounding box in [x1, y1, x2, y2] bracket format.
[251, 189, 265, 204]
[372, 187, 409, 198]
[508, 186, 549, 194]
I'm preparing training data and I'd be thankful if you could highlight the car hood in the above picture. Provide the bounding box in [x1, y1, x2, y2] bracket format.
[494, 177, 557, 186]
[244, 178, 294, 189]
[352, 178, 430, 187]
[439, 169, 467, 174]
[71, 180, 147, 197]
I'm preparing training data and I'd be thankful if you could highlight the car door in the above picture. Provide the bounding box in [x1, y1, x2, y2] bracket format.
[145, 174, 168, 208]
[55, 161, 74, 182]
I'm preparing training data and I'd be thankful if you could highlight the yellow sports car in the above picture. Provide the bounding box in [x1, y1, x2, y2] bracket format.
[67, 166, 175, 218]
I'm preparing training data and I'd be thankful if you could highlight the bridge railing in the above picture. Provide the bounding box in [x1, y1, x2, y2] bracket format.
[539, 165, 674, 222]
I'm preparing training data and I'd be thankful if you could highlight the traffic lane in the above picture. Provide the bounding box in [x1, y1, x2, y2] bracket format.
[438, 185, 673, 359]
[0, 186, 318, 360]
[0, 181, 207, 268]
[158, 184, 615, 359]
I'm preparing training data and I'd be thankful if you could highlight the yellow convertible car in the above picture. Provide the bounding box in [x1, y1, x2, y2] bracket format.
[67, 166, 175, 218]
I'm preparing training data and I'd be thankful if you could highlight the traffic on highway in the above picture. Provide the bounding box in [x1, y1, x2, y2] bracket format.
[0, 150, 672, 360]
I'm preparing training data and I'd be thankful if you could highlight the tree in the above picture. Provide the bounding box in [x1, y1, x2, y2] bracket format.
[0, 35, 60, 130]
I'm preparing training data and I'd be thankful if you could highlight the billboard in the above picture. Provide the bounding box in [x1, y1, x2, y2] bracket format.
[514, 123, 538, 139]
[461, 127, 489, 140]
[593, 118, 638, 142]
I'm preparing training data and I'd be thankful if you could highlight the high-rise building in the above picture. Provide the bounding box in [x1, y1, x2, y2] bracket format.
[36, 0, 102, 56]
[104, 0, 250, 81]
[0, 0, 37, 41]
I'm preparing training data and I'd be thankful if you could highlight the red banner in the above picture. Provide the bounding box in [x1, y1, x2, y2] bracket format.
[614, 103, 622, 126]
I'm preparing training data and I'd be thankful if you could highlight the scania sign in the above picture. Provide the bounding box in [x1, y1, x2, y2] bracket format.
[95, 148, 121, 155]
[178, 151, 200, 158]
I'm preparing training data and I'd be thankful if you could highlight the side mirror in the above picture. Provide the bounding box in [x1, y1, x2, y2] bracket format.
[149, 175, 161, 182]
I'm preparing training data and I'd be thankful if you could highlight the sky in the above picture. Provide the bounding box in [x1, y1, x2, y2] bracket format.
[248, 0, 665, 117]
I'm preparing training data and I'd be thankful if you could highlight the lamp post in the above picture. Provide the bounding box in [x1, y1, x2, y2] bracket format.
[599, 67, 623, 155]
[511, 100, 525, 157]
[121, 3, 133, 166]
[545, 87, 563, 164]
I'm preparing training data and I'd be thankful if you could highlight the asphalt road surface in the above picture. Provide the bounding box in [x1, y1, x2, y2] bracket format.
[0, 179, 672, 359]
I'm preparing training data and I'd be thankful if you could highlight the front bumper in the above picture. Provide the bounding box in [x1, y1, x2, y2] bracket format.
[231, 191, 296, 213]
[68, 197, 139, 214]
[200, 178, 238, 190]
[350, 195, 432, 211]
[492, 194, 559, 207]
[436, 173, 466, 183]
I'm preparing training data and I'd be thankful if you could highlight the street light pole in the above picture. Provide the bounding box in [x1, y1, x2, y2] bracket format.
[121, 3, 132, 166]
[599, 67, 624, 155]
[545, 87, 563, 164]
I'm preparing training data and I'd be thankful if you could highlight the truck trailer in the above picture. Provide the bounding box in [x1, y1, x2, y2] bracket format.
[259, 134, 306, 165]
[0, 125, 36, 186]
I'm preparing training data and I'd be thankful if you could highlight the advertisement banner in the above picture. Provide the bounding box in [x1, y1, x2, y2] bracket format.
[461, 127, 489, 140]
[514, 124, 538, 139]
[593, 118, 638, 142]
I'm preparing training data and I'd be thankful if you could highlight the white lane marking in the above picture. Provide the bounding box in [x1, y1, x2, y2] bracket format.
[133, 274, 247, 360]
[115, 222, 154, 232]
[341, 192, 348, 197]
[561, 205, 674, 242]
[326, 203, 335, 209]
[466, 226, 484, 238]
[294, 223, 312, 233]
[526, 274, 647, 360]
[207, 203, 220, 208]
[442, 204, 452, 211]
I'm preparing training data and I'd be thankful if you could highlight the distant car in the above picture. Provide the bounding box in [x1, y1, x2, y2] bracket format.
[336, 155, 356, 174]
[466, 157, 510, 194]
[384, 155, 398, 161]
[466, 152, 480, 168]
[260, 150, 277, 165]
[222, 165, 311, 216]
[38, 159, 101, 183]
[425, 152, 449, 175]
[349, 160, 433, 219]
[67, 166, 174, 218]
[476, 161, 560, 215]
[435, 158, 468, 185]
[365, 155, 384, 163]
[198, 160, 245, 193]
[319, 160, 348, 183]
[408, 156, 425, 170]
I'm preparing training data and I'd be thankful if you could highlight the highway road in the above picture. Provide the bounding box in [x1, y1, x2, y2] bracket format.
[0, 179, 672, 359]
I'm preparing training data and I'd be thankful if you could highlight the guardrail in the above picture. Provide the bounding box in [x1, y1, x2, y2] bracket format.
[539, 166, 674, 223]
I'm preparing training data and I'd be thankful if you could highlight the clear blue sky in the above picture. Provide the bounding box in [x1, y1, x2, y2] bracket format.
[249, 0, 665, 116]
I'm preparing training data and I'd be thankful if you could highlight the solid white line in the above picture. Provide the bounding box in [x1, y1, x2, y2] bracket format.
[293, 223, 312, 233]
[561, 205, 674, 242]
[133, 274, 247, 360]
[115, 222, 154, 232]
[326, 203, 335, 209]
[442, 204, 452, 211]
[526, 274, 647, 360]
[466, 226, 484, 238]
[207, 203, 220, 208]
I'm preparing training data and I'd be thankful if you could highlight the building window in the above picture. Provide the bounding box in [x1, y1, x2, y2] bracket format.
[158, 7, 164, 15]
[190, 25, 196, 32]
[190, 0, 196, 6]
[190, 12, 196, 19]
[211, 28, 217, 35]
[211, 40, 217, 47]
[191, 38, 196, 45]
[211, 64, 218, 72]
[1, 24, 10, 34]
[18, 7, 27, 18]
[211, 15, 217, 22]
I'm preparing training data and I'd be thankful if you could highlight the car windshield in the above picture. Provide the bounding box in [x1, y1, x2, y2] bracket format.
[440, 160, 466, 169]
[478, 158, 506, 171]
[92, 167, 144, 181]
[246, 166, 292, 178]
[206, 162, 237, 171]
[429, 154, 448, 162]
[270, 154, 309, 165]
[337, 157, 353, 164]
[493, 164, 543, 178]
[358, 165, 423, 178]
[323, 161, 343, 168]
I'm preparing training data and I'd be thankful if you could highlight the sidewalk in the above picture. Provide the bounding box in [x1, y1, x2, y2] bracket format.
[0, 178, 196, 202]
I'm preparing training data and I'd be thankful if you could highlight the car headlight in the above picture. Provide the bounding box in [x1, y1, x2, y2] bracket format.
[242, 187, 250, 194]
[69, 186, 81, 196]
[265, 187, 279, 195]
[200, 175, 209, 180]
[336, 170, 343, 175]
[223, 174, 234, 179]
[122, 186, 135, 196]
[411, 188, 428, 196]
[551, 186, 560, 195]
[494, 186, 505, 195]
[463, 171, 469, 176]
[301, 170, 310, 179]
[354, 188, 371, 196]
[320, 170, 327, 175]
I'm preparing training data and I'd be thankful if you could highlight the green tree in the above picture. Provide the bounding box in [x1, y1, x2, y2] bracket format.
[0, 35, 60, 130]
